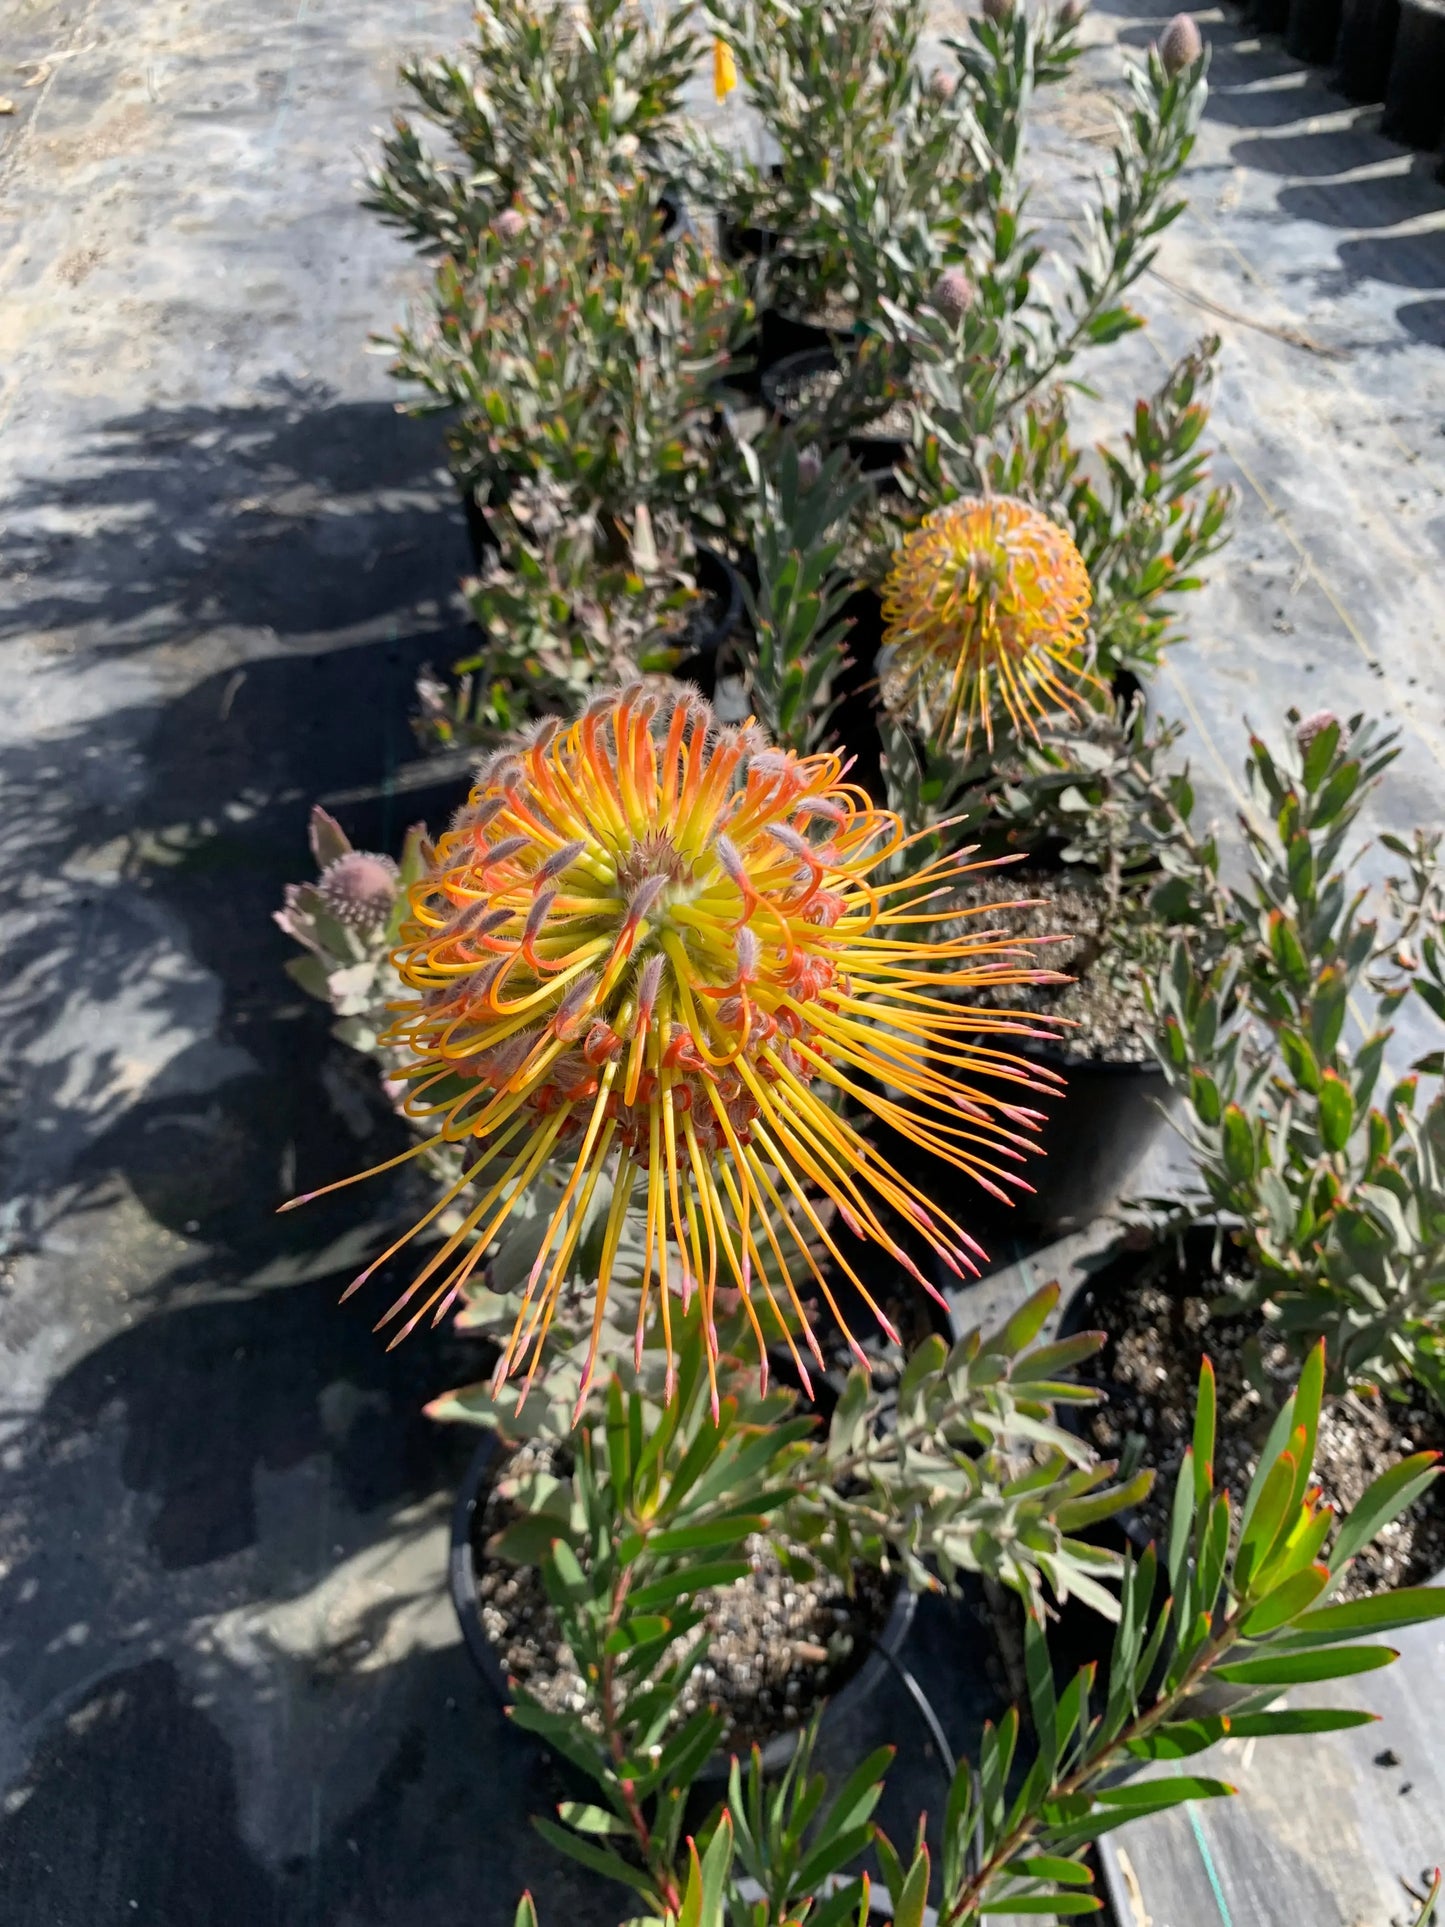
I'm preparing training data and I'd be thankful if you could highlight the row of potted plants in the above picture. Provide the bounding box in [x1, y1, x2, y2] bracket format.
[273, 0, 1445, 1916]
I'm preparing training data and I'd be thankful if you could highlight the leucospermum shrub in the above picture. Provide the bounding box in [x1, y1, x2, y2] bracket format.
[290, 685, 1068, 1413]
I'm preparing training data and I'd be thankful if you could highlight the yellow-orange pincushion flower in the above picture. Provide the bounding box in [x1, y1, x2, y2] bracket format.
[882, 496, 1095, 750]
[295, 686, 1062, 1414]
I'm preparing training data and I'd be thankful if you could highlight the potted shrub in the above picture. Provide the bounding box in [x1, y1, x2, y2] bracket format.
[692, 0, 1081, 390]
[729, 346, 1233, 1244]
[490, 1350, 1445, 1926]
[1065, 710, 1445, 1597]
[364, 0, 701, 260]
[439, 1278, 1142, 1784]
[384, 176, 756, 744]
[736, 314, 1233, 792]
[723, 13, 1206, 490]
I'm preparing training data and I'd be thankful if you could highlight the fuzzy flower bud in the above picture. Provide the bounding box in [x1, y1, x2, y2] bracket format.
[929, 67, 958, 100]
[492, 207, 526, 243]
[1295, 709, 1351, 753]
[1159, 12, 1203, 73]
[316, 851, 400, 933]
[982, 0, 1014, 21]
[929, 267, 972, 323]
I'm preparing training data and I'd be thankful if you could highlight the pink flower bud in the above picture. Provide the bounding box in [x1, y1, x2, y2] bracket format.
[1159, 12, 1202, 73]
[929, 267, 972, 323]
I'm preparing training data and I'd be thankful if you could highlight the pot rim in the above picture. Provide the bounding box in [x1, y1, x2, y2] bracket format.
[447, 1430, 919, 1789]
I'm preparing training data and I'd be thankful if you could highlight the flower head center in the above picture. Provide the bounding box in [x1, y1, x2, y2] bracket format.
[615, 827, 689, 901]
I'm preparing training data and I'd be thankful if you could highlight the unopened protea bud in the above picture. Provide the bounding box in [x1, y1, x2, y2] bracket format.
[929, 267, 972, 323]
[492, 207, 526, 243]
[982, 0, 1014, 21]
[929, 67, 958, 100]
[1158, 12, 1202, 73]
[317, 851, 401, 933]
[798, 448, 822, 488]
[1058, 0, 1085, 25]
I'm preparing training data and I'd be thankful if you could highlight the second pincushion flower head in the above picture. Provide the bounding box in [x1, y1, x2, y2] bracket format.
[291, 686, 1067, 1415]
[882, 497, 1097, 751]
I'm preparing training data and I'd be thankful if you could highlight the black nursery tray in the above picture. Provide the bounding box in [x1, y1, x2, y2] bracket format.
[944, 1233, 1445, 1927]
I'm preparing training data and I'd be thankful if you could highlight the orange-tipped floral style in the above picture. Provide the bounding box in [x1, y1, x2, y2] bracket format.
[881, 496, 1095, 751]
[288, 686, 1065, 1415]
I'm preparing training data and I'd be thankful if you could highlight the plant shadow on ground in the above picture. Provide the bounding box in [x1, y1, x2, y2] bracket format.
[0, 384, 596, 1925]
[0, 375, 471, 652]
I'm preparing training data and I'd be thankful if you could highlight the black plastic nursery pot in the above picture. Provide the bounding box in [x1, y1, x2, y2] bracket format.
[1286, 0, 1345, 62]
[1248, 0, 1293, 31]
[869, 1045, 1173, 1271]
[991, 1048, 1173, 1244]
[670, 544, 748, 699]
[1382, 0, 1445, 148]
[1335, 0, 1402, 97]
[449, 1431, 920, 1795]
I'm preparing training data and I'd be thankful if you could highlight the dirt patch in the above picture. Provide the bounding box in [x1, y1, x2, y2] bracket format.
[771, 357, 914, 444]
[1076, 1256, 1445, 1597]
[939, 866, 1157, 1063]
[56, 243, 105, 285]
[41, 101, 153, 170]
[475, 1439, 896, 1748]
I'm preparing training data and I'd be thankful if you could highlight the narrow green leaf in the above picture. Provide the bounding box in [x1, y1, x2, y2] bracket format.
[556, 1802, 629, 1837]
[979, 1898, 1101, 1916]
[1005, 1856, 1095, 1887]
[796, 1821, 877, 1895]
[1094, 1776, 1235, 1810]
[1286, 1341, 1325, 1518]
[1239, 1562, 1331, 1637]
[1318, 1070, 1355, 1153]
[697, 1810, 733, 1926]
[1055, 1468, 1154, 1533]
[1225, 1708, 1378, 1737]
[1236, 1450, 1297, 1596]
[892, 1845, 930, 1927]
[1213, 1644, 1397, 1686]
[1283, 1584, 1445, 1643]
[603, 1615, 672, 1655]
[488, 1515, 569, 1567]
[627, 1560, 751, 1613]
[1192, 1356, 1217, 1506]
[822, 1744, 895, 1835]
[1222, 1105, 1256, 1184]
[605, 1378, 631, 1504]
[982, 1282, 1059, 1358]
[1124, 1717, 1227, 1760]
[531, 1816, 657, 1899]
[1332, 1455, 1441, 1570]
[645, 1516, 767, 1557]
